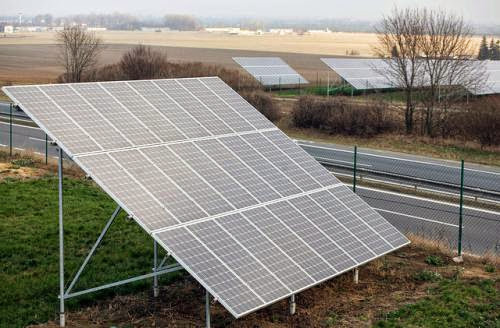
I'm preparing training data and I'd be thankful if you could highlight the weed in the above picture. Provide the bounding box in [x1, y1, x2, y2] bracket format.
[414, 270, 442, 282]
[425, 255, 445, 266]
[484, 264, 496, 273]
[323, 312, 337, 327]
[11, 157, 35, 167]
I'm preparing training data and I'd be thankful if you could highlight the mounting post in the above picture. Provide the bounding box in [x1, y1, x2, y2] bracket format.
[289, 294, 296, 315]
[327, 72, 330, 98]
[205, 290, 211, 328]
[353, 145, 358, 193]
[353, 267, 359, 284]
[454, 160, 465, 263]
[45, 134, 48, 164]
[58, 147, 65, 327]
[9, 103, 13, 156]
[153, 240, 159, 297]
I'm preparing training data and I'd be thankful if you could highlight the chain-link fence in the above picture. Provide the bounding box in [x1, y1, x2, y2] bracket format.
[302, 143, 500, 257]
[1, 102, 54, 163]
[2, 101, 499, 256]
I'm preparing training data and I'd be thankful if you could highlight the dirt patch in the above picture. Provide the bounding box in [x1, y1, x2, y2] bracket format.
[29, 242, 498, 328]
[0, 162, 49, 181]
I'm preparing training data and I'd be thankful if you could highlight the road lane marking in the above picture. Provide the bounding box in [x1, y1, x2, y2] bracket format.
[313, 155, 372, 167]
[358, 185, 500, 217]
[29, 137, 49, 142]
[0, 122, 44, 130]
[374, 208, 460, 228]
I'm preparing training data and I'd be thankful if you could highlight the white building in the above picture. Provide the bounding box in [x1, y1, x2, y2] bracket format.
[86, 27, 107, 32]
[269, 28, 294, 35]
[3, 25, 14, 33]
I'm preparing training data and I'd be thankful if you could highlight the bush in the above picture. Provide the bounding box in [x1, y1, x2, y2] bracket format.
[240, 91, 281, 122]
[292, 96, 399, 137]
[464, 96, 500, 148]
[119, 45, 169, 80]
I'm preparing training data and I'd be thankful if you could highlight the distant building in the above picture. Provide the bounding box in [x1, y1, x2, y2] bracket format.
[307, 28, 332, 34]
[269, 28, 294, 35]
[141, 27, 170, 32]
[86, 27, 107, 32]
[3, 25, 13, 33]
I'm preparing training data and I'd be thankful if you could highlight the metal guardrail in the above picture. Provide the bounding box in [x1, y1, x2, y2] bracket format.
[315, 157, 500, 200]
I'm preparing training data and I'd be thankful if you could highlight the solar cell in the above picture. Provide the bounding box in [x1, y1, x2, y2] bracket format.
[3, 77, 409, 318]
[233, 57, 308, 86]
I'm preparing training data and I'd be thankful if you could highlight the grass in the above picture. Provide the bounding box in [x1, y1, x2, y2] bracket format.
[281, 125, 500, 167]
[0, 176, 180, 327]
[375, 279, 499, 327]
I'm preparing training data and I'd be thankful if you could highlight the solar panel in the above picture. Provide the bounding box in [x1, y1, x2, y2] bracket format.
[3, 77, 409, 318]
[233, 57, 308, 86]
[467, 61, 500, 95]
[321, 58, 395, 90]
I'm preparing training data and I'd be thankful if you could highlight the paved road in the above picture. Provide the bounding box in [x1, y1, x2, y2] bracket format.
[1, 119, 499, 255]
[360, 187, 499, 255]
[298, 140, 500, 198]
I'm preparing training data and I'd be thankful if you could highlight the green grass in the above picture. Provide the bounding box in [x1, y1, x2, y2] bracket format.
[0, 176, 181, 327]
[375, 279, 499, 328]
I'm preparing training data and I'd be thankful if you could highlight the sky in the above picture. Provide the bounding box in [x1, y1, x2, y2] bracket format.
[3, 0, 500, 24]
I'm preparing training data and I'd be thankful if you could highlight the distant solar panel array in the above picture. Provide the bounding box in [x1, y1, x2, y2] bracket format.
[233, 57, 308, 86]
[3, 78, 408, 318]
[321, 58, 393, 90]
[467, 60, 500, 95]
[322, 57, 500, 95]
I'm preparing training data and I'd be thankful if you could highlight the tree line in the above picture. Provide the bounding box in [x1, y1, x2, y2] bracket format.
[478, 36, 500, 60]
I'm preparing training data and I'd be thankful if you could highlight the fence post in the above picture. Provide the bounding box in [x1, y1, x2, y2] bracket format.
[9, 103, 13, 157]
[455, 159, 465, 261]
[353, 145, 358, 192]
[45, 134, 48, 165]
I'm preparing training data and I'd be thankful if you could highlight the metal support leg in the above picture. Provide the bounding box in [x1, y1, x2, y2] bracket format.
[58, 147, 65, 327]
[153, 240, 159, 297]
[65, 206, 121, 295]
[289, 294, 296, 315]
[206, 290, 211, 328]
[353, 267, 359, 284]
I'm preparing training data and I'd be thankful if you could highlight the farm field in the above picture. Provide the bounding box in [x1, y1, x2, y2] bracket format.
[0, 43, 336, 86]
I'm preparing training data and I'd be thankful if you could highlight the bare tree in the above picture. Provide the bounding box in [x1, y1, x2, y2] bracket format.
[119, 45, 170, 80]
[57, 26, 103, 82]
[374, 7, 427, 134]
[418, 9, 484, 136]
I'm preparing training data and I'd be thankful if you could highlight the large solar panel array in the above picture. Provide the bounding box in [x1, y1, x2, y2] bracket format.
[468, 60, 500, 95]
[233, 57, 308, 86]
[321, 58, 394, 90]
[3, 78, 408, 318]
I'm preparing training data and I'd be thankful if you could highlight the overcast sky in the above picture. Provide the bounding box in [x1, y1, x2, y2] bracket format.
[3, 0, 500, 24]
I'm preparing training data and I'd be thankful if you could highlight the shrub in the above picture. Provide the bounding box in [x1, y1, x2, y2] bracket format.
[292, 96, 399, 137]
[240, 91, 281, 122]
